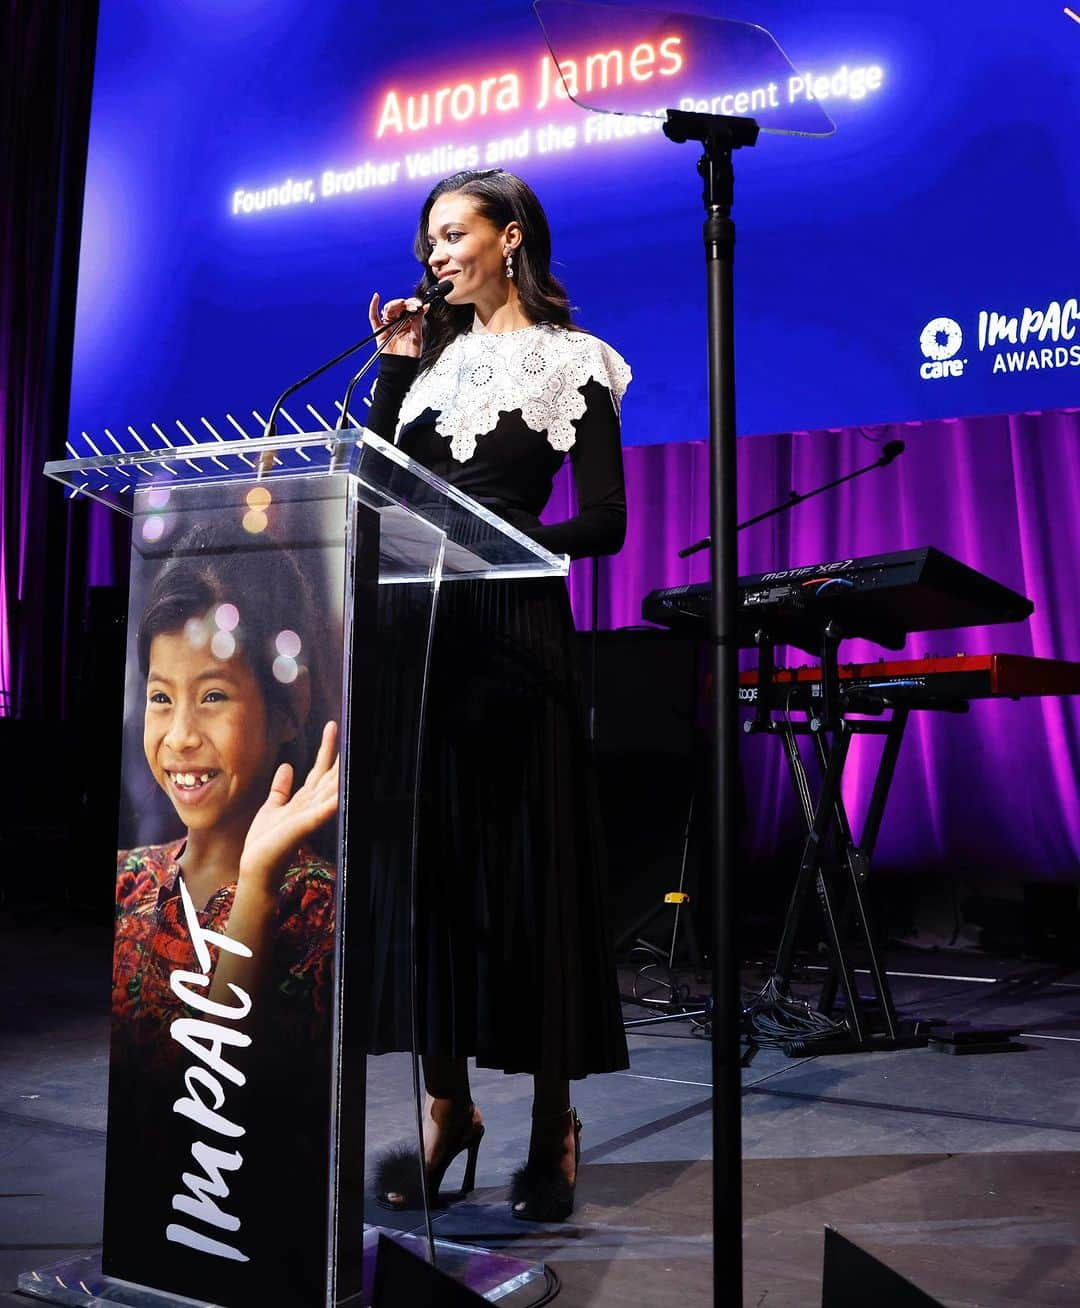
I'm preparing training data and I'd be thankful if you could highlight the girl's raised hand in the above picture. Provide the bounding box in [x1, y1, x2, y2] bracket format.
[368, 291, 425, 358]
[239, 721, 340, 896]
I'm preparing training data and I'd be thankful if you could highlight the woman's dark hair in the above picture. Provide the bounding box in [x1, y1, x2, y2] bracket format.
[412, 168, 576, 373]
[136, 528, 332, 783]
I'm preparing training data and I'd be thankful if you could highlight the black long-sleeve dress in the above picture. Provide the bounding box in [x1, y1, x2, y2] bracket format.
[365, 321, 631, 1079]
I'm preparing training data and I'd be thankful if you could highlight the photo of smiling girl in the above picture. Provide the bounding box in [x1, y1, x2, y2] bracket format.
[111, 536, 340, 1058]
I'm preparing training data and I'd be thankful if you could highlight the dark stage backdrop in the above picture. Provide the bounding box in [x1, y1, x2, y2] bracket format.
[548, 408, 1080, 882]
[0, 0, 101, 721]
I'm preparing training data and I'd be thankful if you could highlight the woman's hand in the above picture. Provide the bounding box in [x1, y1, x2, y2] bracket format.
[369, 292, 425, 358]
[238, 721, 340, 898]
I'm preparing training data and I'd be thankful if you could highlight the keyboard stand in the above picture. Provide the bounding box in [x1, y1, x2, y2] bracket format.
[745, 624, 926, 1053]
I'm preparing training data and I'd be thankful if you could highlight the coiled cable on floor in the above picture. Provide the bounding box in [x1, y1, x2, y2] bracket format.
[742, 974, 849, 1050]
[523, 1265, 562, 1305]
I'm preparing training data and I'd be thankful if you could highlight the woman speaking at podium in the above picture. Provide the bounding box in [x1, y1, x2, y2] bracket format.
[365, 168, 630, 1222]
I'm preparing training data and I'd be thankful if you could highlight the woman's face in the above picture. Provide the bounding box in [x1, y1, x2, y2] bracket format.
[426, 192, 518, 309]
[143, 619, 281, 839]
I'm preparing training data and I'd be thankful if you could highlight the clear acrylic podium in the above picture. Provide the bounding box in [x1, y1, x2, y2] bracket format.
[21, 427, 568, 1306]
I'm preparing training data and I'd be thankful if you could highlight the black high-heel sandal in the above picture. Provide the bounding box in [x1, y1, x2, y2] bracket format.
[373, 1107, 485, 1212]
[509, 1107, 582, 1223]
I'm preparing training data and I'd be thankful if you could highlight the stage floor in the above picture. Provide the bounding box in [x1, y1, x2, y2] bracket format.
[2, 921, 1079, 1306]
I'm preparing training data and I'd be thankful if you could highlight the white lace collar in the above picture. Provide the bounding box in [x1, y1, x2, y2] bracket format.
[395, 323, 632, 464]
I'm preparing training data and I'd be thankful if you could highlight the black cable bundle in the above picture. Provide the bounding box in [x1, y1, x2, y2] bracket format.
[742, 974, 850, 1052]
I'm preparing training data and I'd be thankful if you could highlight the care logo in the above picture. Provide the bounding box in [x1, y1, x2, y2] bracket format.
[919, 317, 966, 379]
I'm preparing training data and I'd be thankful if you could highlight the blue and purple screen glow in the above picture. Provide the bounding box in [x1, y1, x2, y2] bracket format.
[69, 0, 1080, 451]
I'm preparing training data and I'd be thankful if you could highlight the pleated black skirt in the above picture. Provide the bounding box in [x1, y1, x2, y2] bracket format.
[367, 576, 629, 1080]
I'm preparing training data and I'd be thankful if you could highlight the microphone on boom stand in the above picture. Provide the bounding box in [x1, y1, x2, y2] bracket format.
[256, 280, 453, 472]
[677, 438, 906, 558]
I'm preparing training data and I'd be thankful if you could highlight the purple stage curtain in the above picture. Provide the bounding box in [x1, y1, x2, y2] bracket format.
[545, 409, 1080, 881]
[0, 0, 101, 719]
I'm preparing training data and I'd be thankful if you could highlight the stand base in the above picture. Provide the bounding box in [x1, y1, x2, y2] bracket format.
[780, 1019, 932, 1058]
[18, 1227, 545, 1307]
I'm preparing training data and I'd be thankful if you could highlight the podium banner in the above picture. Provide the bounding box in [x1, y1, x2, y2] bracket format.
[104, 476, 384, 1305]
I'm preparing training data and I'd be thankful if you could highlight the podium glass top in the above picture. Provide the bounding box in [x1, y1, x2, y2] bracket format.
[44, 427, 569, 582]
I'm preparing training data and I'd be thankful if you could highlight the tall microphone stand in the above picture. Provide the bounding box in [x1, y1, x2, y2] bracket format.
[662, 108, 759, 1308]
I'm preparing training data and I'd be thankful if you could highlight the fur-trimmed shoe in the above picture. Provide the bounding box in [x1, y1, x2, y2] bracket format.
[372, 1109, 484, 1212]
[509, 1108, 582, 1223]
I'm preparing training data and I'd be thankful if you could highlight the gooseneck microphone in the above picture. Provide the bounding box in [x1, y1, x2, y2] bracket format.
[335, 280, 453, 432]
[261, 280, 453, 439]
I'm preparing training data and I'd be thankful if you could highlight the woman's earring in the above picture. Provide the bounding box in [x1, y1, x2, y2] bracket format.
[505, 249, 515, 280]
